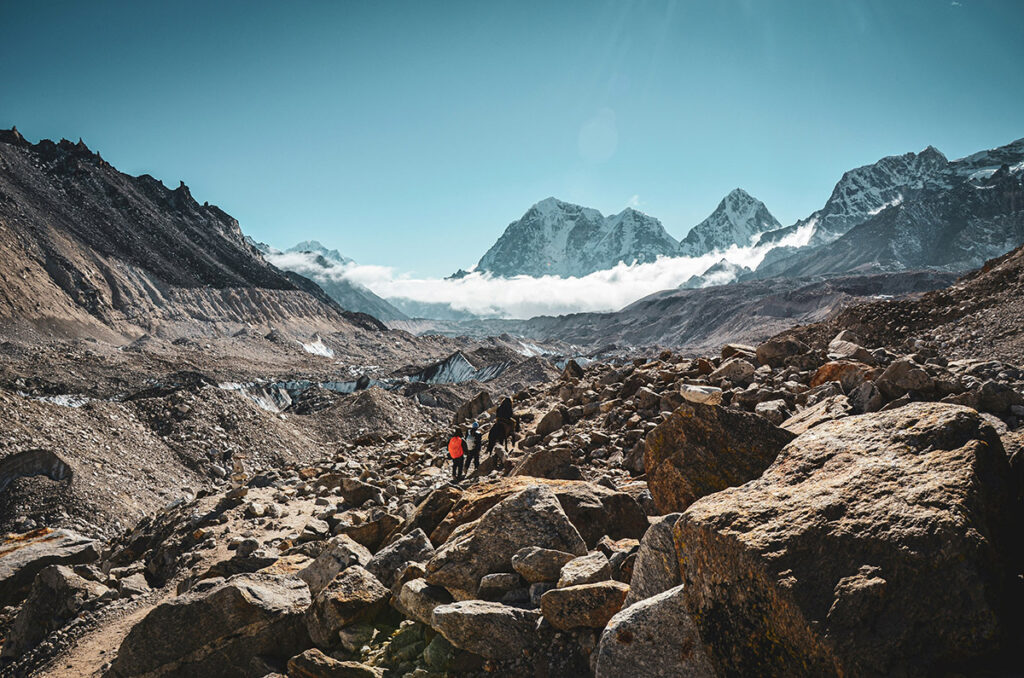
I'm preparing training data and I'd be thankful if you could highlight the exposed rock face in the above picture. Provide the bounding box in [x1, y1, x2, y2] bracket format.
[286, 648, 381, 678]
[0, 528, 100, 606]
[540, 581, 629, 630]
[673, 403, 1020, 677]
[365, 529, 434, 589]
[623, 513, 681, 607]
[304, 566, 390, 649]
[595, 586, 716, 678]
[425, 485, 587, 599]
[511, 546, 577, 584]
[297, 535, 372, 596]
[453, 391, 493, 425]
[430, 600, 543, 659]
[393, 578, 454, 625]
[644, 403, 795, 513]
[678, 188, 781, 258]
[2, 564, 109, 658]
[107, 573, 311, 678]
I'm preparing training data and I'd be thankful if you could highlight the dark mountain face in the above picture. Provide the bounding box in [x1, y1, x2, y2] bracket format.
[0, 128, 348, 334]
[756, 144, 1024, 278]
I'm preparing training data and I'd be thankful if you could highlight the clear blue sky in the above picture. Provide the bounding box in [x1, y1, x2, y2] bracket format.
[3, 1, 1022, 277]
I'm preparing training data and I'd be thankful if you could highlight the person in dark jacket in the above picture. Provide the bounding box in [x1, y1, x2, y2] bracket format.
[447, 429, 465, 481]
[496, 396, 513, 422]
[464, 422, 482, 473]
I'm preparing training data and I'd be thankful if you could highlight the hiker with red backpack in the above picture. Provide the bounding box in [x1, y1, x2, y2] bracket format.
[447, 429, 466, 481]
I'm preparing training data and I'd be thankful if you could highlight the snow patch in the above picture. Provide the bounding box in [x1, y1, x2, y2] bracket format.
[301, 336, 334, 358]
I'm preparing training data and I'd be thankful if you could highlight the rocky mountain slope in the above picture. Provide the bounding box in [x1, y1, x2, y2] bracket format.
[254, 241, 409, 322]
[0, 128, 362, 340]
[678, 188, 780, 257]
[755, 137, 1024, 277]
[475, 198, 679, 278]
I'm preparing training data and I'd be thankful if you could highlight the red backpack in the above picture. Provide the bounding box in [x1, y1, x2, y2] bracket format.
[448, 436, 464, 459]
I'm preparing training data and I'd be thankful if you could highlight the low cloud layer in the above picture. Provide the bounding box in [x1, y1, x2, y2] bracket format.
[266, 223, 813, 320]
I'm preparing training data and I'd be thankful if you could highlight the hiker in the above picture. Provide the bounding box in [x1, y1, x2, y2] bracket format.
[496, 396, 514, 422]
[447, 429, 466, 481]
[464, 422, 482, 472]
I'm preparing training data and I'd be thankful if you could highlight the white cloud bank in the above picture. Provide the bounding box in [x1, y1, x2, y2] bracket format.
[267, 223, 814, 320]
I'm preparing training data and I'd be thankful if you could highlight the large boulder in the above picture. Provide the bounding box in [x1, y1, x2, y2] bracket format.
[512, 447, 580, 480]
[0, 528, 100, 606]
[405, 485, 462, 546]
[287, 648, 381, 677]
[2, 564, 108, 658]
[425, 485, 586, 599]
[679, 384, 723, 406]
[708, 357, 755, 385]
[511, 546, 577, 584]
[454, 391, 493, 425]
[297, 535, 372, 596]
[623, 513, 681, 607]
[557, 552, 611, 588]
[644, 403, 795, 514]
[305, 566, 389, 649]
[393, 578, 453, 625]
[430, 600, 542, 660]
[809, 361, 875, 391]
[106, 573, 310, 678]
[535, 408, 565, 437]
[780, 395, 853, 435]
[365, 528, 434, 589]
[874, 358, 934, 400]
[755, 337, 809, 368]
[430, 477, 647, 548]
[594, 585, 715, 678]
[673, 403, 1020, 677]
[540, 581, 629, 630]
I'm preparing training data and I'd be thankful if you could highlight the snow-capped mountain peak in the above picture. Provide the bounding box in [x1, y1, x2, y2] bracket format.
[475, 197, 677, 277]
[287, 240, 352, 265]
[678, 189, 781, 257]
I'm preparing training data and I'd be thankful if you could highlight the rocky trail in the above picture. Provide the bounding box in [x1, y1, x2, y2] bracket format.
[2, 275, 1023, 676]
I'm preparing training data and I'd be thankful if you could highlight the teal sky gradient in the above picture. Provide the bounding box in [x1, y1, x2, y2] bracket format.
[3, 0, 1022, 276]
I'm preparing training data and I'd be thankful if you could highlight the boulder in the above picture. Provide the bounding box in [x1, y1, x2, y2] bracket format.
[305, 566, 389, 649]
[679, 384, 723, 406]
[827, 338, 874, 364]
[753, 399, 790, 425]
[720, 343, 756, 361]
[875, 358, 934, 400]
[478, 572, 524, 601]
[336, 513, 401, 552]
[512, 447, 581, 480]
[594, 585, 715, 678]
[2, 564, 108, 658]
[755, 337, 809, 368]
[286, 648, 382, 678]
[107, 573, 310, 678]
[339, 478, 384, 507]
[674, 403, 1019, 677]
[848, 381, 884, 414]
[535, 408, 565, 437]
[539, 581, 630, 630]
[393, 577, 453, 625]
[557, 552, 611, 588]
[430, 600, 542, 659]
[562, 359, 585, 380]
[0, 528, 99, 606]
[365, 528, 434, 589]
[454, 391, 493, 425]
[425, 485, 587, 599]
[780, 394, 853, 435]
[430, 477, 647, 548]
[511, 546, 577, 584]
[708, 357, 755, 385]
[809, 361, 875, 391]
[644, 403, 795, 514]
[623, 514, 681, 608]
[405, 485, 461, 546]
[297, 535, 372, 596]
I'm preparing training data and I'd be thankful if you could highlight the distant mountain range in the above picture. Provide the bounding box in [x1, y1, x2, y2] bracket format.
[465, 136, 1024, 290]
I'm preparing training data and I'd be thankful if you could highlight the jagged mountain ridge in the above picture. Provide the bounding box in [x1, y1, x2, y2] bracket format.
[678, 188, 781, 257]
[755, 138, 1024, 278]
[0, 128, 361, 337]
[475, 197, 680, 277]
